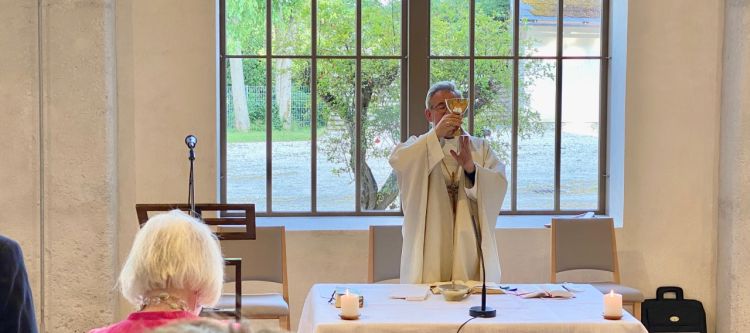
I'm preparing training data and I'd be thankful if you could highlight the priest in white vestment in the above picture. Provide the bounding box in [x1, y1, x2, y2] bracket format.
[389, 81, 508, 284]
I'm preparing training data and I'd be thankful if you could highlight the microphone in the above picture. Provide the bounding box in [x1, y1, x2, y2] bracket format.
[468, 205, 496, 318]
[185, 135, 197, 149]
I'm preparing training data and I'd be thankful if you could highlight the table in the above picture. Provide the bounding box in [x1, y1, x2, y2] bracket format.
[298, 283, 648, 333]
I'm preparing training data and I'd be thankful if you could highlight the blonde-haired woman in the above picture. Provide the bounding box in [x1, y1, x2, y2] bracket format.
[90, 210, 225, 333]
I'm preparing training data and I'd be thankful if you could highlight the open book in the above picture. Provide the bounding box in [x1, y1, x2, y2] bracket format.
[430, 280, 505, 295]
[388, 285, 430, 301]
[518, 284, 574, 299]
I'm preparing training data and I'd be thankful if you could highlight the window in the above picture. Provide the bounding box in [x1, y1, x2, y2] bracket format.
[220, 0, 609, 216]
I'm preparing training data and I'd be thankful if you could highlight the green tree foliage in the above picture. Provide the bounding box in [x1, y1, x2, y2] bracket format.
[227, 0, 551, 210]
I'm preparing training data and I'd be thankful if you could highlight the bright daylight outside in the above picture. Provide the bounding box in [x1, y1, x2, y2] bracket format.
[224, 0, 603, 214]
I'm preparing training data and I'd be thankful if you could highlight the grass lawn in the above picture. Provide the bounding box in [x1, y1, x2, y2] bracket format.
[228, 128, 317, 143]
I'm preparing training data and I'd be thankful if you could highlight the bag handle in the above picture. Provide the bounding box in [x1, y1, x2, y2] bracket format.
[656, 286, 684, 300]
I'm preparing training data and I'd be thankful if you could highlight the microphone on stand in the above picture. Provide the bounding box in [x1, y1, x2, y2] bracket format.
[468, 204, 496, 318]
[185, 135, 197, 217]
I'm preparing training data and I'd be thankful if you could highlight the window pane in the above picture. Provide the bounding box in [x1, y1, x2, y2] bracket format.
[474, 60, 513, 211]
[272, 0, 311, 55]
[226, 59, 267, 211]
[318, 0, 356, 56]
[519, 0, 558, 56]
[361, 59, 402, 211]
[272, 59, 312, 211]
[430, 59, 469, 94]
[517, 59, 555, 210]
[362, 0, 402, 56]
[475, 0, 512, 57]
[563, 0, 601, 56]
[561, 60, 599, 210]
[317, 59, 356, 211]
[226, 0, 266, 56]
[430, 0, 469, 57]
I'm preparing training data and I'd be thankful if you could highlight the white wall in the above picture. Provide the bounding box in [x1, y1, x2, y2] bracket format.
[0, 0, 726, 332]
[2, 0, 120, 331]
[622, 2, 721, 331]
[0, 0, 42, 326]
[717, 1, 750, 332]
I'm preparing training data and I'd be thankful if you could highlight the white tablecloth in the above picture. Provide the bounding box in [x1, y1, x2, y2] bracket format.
[298, 283, 648, 333]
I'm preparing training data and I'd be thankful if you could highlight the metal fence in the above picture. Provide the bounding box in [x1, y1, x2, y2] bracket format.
[227, 85, 313, 129]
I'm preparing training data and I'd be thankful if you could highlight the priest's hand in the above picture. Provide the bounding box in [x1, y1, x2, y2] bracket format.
[450, 135, 475, 173]
[435, 113, 462, 139]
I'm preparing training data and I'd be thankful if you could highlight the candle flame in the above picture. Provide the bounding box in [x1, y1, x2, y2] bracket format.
[345, 289, 350, 296]
[609, 290, 614, 296]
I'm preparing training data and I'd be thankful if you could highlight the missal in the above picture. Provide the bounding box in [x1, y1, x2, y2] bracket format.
[517, 284, 575, 299]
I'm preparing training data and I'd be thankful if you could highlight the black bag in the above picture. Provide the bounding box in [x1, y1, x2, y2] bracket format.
[641, 286, 706, 333]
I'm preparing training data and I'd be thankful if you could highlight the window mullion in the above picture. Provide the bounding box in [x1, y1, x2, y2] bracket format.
[407, 1, 430, 138]
[265, 0, 273, 213]
[355, 0, 362, 212]
[598, 0, 611, 214]
[554, 0, 564, 211]
[219, 0, 228, 205]
[468, 0, 475, 134]
[311, 0, 318, 213]
[511, 0, 520, 212]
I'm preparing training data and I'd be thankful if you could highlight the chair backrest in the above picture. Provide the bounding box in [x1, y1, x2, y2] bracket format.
[550, 217, 619, 283]
[368, 225, 403, 283]
[221, 226, 286, 284]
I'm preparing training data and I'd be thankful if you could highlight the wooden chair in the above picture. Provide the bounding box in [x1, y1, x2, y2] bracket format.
[551, 217, 644, 319]
[135, 203, 256, 321]
[215, 226, 290, 329]
[368, 225, 402, 283]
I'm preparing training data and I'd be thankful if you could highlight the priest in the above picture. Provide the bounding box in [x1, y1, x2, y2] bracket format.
[389, 81, 508, 284]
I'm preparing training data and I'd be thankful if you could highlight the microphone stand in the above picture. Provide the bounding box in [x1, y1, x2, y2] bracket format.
[469, 209, 496, 318]
[187, 142, 196, 218]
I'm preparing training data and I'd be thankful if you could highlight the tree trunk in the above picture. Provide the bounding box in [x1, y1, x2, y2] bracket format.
[275, 58, 293, 130]
[229, 58, 249, 132]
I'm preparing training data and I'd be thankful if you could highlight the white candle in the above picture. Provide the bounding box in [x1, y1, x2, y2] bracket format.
[340, 289, 359, 317]
[603, 290, 622, 318]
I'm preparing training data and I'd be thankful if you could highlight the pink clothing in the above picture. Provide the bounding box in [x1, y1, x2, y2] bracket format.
[88, 311, 198, 333]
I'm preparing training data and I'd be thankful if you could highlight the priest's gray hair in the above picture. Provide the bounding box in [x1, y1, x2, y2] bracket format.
[425, 81, 462, 109]
[119, 210, 224, 308]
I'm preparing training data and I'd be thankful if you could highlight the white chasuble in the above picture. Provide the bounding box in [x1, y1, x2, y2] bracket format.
[389, 129, 508, 284]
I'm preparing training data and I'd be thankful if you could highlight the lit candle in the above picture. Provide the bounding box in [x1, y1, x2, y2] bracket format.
[340, 289, 359, 317]
[603, 290, 622, 318]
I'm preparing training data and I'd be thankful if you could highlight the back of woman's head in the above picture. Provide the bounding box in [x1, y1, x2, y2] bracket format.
[119, 210, 224, 307]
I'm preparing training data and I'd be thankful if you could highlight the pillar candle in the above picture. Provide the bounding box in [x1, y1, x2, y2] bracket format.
[604, 290, 622, 318]
[340, 289, 359, 317]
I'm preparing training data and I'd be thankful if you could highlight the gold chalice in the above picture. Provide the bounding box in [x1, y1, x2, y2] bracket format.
[445, 98, 468, 137]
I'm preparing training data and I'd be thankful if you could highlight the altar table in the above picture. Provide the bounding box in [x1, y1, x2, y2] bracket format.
[297, 283, 648, 333]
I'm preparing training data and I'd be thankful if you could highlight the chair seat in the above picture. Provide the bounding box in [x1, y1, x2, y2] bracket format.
[591, 282, 644, 303]
[215, 293, 289, 317]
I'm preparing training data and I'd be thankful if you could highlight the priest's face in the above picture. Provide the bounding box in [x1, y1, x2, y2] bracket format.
[425, 89, 461, 128]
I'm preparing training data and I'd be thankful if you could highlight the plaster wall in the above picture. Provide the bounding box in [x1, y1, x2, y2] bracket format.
[620, 0, 722, 331]
[114, 0, 219, 321]
[41, 0, 119, 331]
[2, 1, 119, 332]
[0, 0, 42, 324]
[717, 1, 750, 332]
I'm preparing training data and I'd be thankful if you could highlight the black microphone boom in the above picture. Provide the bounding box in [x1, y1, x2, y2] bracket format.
[468, 211, 496, 318]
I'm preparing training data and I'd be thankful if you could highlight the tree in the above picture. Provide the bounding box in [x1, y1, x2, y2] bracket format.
[226, 0, 265, 132]
[229, 0, 551, 210]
